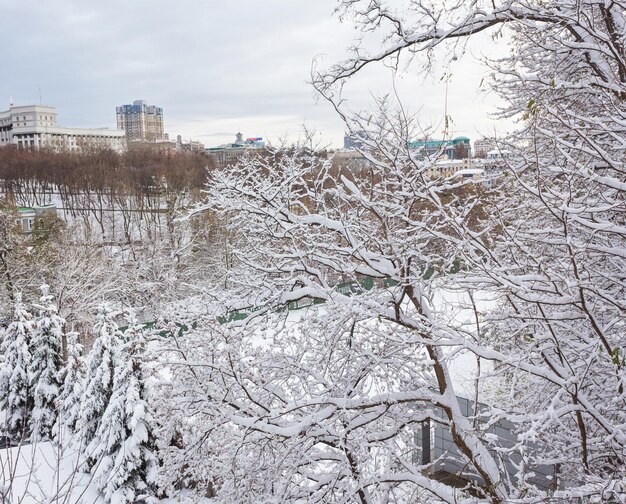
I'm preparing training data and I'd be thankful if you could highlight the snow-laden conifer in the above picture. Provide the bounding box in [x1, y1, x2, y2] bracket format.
[92, 315, 158, 504]
[0, 294, 35, 441]
[29, 284, 64, 440]
[77, 304, 123, 467]
[57, 330, 85, 434]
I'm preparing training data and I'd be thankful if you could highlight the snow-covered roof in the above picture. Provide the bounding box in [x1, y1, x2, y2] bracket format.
[486, 149, 511, 156]
[455, 168, 485, 176]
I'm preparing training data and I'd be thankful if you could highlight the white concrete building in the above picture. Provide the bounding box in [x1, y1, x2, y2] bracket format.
[0, 104, 126, 152]
[473, 138, 498, 158]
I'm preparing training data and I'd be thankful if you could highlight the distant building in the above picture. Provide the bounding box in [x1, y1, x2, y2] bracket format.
[180, 137, 205, 154]
[331, 149, 371, 171]
[0, 104, 126, 152]
[424, 149, 512, 186]
[205, 132, 265, 166]
[452, 167, 486, 183]
[409, 136, 471, 159]
[427, 158, 477, 179]
[138, 134, 205, 155]
[483, 149, 512, 181]
[116, 100, 164, 142]
[415, 396, 557, 491]
[343, 130, 369, 150]
[15, 204, 57, 234]
[424, 158, 503, 187]
[485, 148, 511, 162]
[473, 138, 498, 158]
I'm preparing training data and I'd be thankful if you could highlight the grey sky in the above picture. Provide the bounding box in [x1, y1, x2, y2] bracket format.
[0, 0, 512, 147]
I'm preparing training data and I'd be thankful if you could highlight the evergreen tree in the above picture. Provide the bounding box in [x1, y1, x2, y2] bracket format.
[92, 316, 158, 504]
[77, 304, 123, 467]
[29, 284, 64, 440]
[57, 330, 85, 434]
[0, 294, 34, 441]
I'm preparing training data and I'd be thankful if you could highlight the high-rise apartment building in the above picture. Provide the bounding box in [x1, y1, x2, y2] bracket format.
[116, 99, 164, 142]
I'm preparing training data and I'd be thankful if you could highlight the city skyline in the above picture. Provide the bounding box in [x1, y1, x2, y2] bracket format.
[0, 0, 514, 148]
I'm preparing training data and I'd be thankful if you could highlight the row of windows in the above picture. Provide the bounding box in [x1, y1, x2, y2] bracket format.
[0, 114, 55, 125]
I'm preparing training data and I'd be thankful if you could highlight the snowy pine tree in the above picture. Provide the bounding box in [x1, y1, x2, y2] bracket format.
[29, 284, 64, 440]
[92, 316, 158, 504]
[77, 304, 123, 468]
[57, 331, 85, 434]
[0, 294, 35, 441]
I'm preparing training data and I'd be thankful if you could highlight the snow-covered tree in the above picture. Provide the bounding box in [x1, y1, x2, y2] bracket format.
[29, 284, 64, 440]
[175, 1, 626, 502]
[191, 146, 505, 503]
[0, 294, 35, 441]
[57, 330, 85, 434]
[313, 0, 626, 497]
[77, 304, 123, 468]
[91, 315, 158, 504]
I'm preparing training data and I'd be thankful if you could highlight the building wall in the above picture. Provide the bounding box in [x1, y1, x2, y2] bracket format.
[474, 138, 497, 158]
[426, 158, 477, 178]
[0, 105, 57, 146]
[0, 104, 126, 153]
[415, 396, 557, 491]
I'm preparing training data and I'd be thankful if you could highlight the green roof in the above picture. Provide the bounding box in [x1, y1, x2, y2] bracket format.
[409, 136, 470, 149]
[409, 139, 448, 149]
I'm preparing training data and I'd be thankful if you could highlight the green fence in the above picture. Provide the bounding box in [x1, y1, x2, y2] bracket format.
[147, 260, 462, 331]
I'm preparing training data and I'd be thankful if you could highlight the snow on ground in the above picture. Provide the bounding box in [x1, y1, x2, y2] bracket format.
[234, 284, 501, 401]
[0, 440, 212, 504]
[0, 440, 103, 503]
[432, 286, 500, 400]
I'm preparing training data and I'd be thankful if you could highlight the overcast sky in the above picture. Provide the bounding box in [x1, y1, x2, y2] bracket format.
[0, 0, 513, 148]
